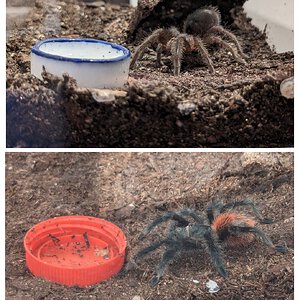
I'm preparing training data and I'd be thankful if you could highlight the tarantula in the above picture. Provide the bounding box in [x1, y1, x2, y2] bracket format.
[123, 199, 287, 287]
[130, 6, 248, 75]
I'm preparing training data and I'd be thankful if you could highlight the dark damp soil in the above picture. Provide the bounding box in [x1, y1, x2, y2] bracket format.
[6, 0, 293, 148]
[6, 152, 294, 299]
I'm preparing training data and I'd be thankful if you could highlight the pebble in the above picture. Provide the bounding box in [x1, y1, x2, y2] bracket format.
[280, 76, 294, 99]
[176, 120, 183, 127]
[177, 102, 197, 115]
[206, 279, 220, 293]
[85, 1, 105, 8]
[283, 217, 294, 224]
[91, 89, 126, 103]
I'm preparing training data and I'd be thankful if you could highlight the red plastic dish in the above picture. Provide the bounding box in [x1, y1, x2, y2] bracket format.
[24, 216, 126, 286]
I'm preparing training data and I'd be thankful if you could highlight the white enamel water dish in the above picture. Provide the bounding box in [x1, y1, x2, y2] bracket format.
[31, 38, 131, 89]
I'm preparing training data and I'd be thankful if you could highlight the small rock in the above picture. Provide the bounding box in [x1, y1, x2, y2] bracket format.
[90, 89, 127, 103]
[177, 102, 197, 115]
[206, 279, 220, 293]
[115, 204, 135, 219]
[280, 76, 294, 99]
[192, 279, 200, 284]
[176, 120, 183, 127]
[85, 1, 105, 8]
[283, 217, 294, 224]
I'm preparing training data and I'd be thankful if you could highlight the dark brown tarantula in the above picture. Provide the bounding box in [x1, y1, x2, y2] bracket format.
[123, 199, 287, 287]
[130, 6, 248, 75]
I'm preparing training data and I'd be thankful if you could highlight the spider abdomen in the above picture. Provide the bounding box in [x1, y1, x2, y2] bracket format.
[211, 212, 257, 248]
[183, 7, 221, 37]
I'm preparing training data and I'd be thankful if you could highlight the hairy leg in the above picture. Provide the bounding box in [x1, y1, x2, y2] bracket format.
[156, 43, 163, 67]
[208, 25, 249, 59]
[149, 247, 178, 286]
[139, 212, 190, 240]
[203, 229, 228, 277]
[168, 34, 187, 75]
[131, 27, 180, 69]
[130, 29, 165, 68]
[123, 221, 179, 274]
[120, 238, 166, 275]
[230, 225, 287, 253]
[137, 221, 178, 258]
[177, 208, 205, 224]
[205, 36, 247, 65]
[221, 199, 272, 224]
[135, 239, 166, 261]
[156, 27, 180, 67]
[207, 200, 224, 224]
[193, 36, 215, 73]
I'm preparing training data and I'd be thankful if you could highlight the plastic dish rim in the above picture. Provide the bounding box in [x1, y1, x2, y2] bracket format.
[31, 38, 131, 63]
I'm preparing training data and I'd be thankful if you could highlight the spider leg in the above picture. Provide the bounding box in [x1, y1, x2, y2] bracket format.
[139, 212, 190, 240]
[138, 222, 180, 286]
[120, 238, 166, 275]
[205, 36, 247, 65]
[130, 29, 165, 68]
[168, 34, 186, 76]
[149, 246, 178, 287]
[208, 25, 249, 59]
[156, 43, 163, 67]
[230, 225, 288, 253]
[221, 199, 272, 224]
[123, 221, 178, 274]
[207, 200, 224, 224]
[203, 229, 228, 278]
[135, 239, 166, 261]
[177, 208, 205, 224]
[131, 27, 180, 69]
[137, 220, 178, 257]
[193, 37, 215, 74]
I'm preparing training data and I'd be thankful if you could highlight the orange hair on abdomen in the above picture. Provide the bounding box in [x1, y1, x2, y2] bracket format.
[211, 212, 257, 248]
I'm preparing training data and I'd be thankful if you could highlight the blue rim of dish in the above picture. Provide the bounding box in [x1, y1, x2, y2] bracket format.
[31, 38, 131, 63]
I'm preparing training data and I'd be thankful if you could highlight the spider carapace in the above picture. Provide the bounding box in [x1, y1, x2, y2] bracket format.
[123, 199, 287, 287]
[130, 6, 248, 75]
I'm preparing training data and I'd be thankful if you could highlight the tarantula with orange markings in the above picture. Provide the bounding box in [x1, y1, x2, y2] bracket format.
[123, 199, 287, 287]
[130, 6, 248, 75]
